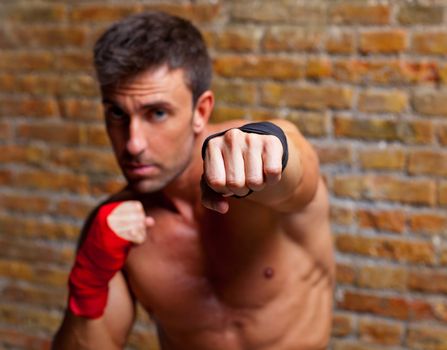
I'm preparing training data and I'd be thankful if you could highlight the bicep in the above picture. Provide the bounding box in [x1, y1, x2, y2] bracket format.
[103, 271, 136, 347]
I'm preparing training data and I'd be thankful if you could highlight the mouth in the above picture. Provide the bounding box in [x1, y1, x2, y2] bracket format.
[123, 162, 159, 177]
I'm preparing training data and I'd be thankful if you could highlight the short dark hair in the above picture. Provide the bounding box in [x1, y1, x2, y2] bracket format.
[93, 11, 212, 105]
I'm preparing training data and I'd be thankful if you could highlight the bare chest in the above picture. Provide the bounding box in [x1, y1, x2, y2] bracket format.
[124, 206, 333, 349]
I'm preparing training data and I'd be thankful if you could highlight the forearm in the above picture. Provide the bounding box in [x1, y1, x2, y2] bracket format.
[250, 119, 320, 211]
[52, 312, 121, 350]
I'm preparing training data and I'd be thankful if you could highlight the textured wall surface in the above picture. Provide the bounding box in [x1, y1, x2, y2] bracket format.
[1, 0, 447, 349]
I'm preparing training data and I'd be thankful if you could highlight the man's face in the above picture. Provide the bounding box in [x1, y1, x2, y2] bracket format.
[102, 66, 199, 193]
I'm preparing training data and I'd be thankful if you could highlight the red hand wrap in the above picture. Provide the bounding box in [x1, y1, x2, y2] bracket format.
[68, 201, 131, 318]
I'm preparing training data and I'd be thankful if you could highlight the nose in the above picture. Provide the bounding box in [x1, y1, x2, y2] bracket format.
[126, 117, 147, 156]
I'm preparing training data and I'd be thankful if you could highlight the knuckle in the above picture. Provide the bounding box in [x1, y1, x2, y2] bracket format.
[206, 175, 226, 189]
[265, 166, 282, 176]
[226, 178, 245, 189]
[223, 128, 242, 143]
[246, 176, 264, 187]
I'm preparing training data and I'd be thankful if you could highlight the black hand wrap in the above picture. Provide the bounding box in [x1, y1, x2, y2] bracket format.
[201, 121, 289, 198]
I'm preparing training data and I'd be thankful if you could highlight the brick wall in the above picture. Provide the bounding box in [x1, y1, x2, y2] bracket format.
[1, 0, 446, 349]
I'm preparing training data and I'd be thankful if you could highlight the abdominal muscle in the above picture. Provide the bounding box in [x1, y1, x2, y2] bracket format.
[125, 205, 333, 350]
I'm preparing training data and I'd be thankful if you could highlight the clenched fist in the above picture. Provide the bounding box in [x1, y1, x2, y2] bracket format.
[107, 200, 154, 244]
[201, 122, 288, 214]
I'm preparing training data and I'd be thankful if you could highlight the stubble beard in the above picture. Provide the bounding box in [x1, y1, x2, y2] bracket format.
[125, 140, 195, 195]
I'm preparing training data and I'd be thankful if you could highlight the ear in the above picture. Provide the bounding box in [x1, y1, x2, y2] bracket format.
[192, 90, 214, 134]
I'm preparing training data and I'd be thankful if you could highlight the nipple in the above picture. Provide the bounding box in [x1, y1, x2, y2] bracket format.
[264, 267, 274, 279]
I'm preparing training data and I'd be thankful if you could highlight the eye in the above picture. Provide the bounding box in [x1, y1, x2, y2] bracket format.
[151, 109, 167, 121]
[106, 106, 128, 123]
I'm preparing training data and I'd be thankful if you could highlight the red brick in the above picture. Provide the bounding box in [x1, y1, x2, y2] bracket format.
[329, 3, 390, 25]
[397, 120, 434, 145]
[0, 260, 68, 287]
[7, 169, 89, 194]
[358, 89, 408, 114]
[306, 57, 332, 80]
[0, 328, 51, 350]
[338, 291, 408, 319]
[336, 262, 356, 284]
[338, 290, 433, 321]
[261, 83, 353, 110]
[359, 148, 406, 171]
[211, 105, 246, 123]
[408, 212, 447, 236]
[358, 318, 403, 345]
[231, 2, 326, 25]
[408, 270, 447, 294]
[263, 27, 323, 52]
[70, 4, 141, 22]
[0, 193, 51, 214]
[360, 30, 407, 54]
[407, 325, 447, 350]
[143, 3, 221, 24]
[438, 124, 447, 145]
[11, 25, 88, 49]
[0, 214, 80, 240]
[60, 98, 103, 121]
[336, 234, 435, 264]
[365, 176, 436, 206]
[49, 148, 120, 175]
[0, 3, 67, 23]
[0, 303, 61, 333]
[413, 89, 447, 117]
[332, 340, 381, 350]
[212, 80, 257, 105]
[214, 56, 304, 80]
[0, 96, 59, 118]
[325, 29, 355, 54]
[315, 144, 353, 165]
[56, 51, 94, 71]
[439, 182, 447, 207]
[0, 237, 73, 266]
[357, 209, 405, 234]
[0, 144, 48, 165]
[1, 283, 66, 309]
[331, 205, 354, 226]
[0, 121, 12, 140]
[85, 125, 111, 147]
[398, 5, 444, 25]
[89, 177, 126, 197]
[17, 123, 84, 145]
[285, 112, 329, 137]
[0, 73, 97, 97]
[52, 199, 94, 221]
[333, 59, 438, 85]
[0, 51, 55, 71]
[357, 265, 408, 291]
[413, 31, 447, 55]
[334, 116, 398, 141]
[332, 313, 354, 337]
[334, 116, 433, 144]
[408, 150, 447, 176]
[213, 27, 259, 52]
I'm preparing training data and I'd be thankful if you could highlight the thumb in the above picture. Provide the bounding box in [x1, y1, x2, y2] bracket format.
[200, 176, 229, 214]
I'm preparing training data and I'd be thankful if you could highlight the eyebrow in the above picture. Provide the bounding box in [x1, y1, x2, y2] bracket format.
[102, 99, 176, 112]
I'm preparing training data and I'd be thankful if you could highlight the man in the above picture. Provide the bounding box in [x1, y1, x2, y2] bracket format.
[52, 11, 334, 350]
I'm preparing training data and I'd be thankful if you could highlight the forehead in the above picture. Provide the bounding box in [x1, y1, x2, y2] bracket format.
[103, 66, 191, 103]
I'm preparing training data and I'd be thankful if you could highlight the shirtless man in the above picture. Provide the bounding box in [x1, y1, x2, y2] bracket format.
[52, 11, 334, 350]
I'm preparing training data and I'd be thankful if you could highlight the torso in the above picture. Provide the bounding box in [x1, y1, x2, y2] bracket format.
[124, 178, 334, 350]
